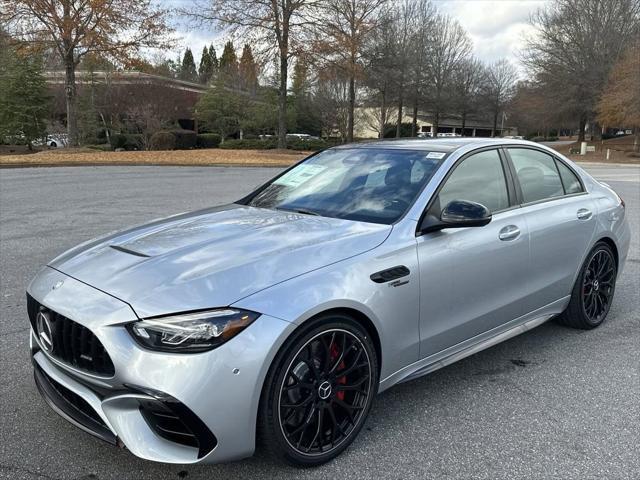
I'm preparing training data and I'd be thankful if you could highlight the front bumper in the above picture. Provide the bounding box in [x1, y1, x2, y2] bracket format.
[28, 267, 296, 464]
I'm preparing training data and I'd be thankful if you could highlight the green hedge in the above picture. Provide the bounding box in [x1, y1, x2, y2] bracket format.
[172, 129, 197, 149]
[219, 138, 328, 151]
[150, 131, 176, 151]
[110, 133, 143, 150]
[197, 133, 222, 149]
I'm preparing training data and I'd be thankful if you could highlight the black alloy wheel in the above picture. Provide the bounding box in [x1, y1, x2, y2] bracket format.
[259, 315, 378, 466]
[557, 242, 617, 329]
[581, 247, 616, 323]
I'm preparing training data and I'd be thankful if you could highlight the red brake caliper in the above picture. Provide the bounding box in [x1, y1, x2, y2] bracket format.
[330, 342, 347, 401]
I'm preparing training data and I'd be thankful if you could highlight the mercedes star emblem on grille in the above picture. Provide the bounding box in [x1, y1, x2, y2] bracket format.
[36, 311, 54, 352]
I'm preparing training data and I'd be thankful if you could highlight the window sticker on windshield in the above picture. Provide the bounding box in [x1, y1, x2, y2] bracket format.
[426, 152, 446, 159]
[274, 164, 327, 188]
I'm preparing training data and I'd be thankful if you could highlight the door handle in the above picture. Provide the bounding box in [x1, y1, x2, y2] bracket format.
[577, 208, 593, 220]
[499, 225, 521, 241]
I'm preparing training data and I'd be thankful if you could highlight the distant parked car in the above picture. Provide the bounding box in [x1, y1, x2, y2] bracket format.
[615, 130, 626, 136]
[286, 133, 320, 141]
[33, 134, 69, 148]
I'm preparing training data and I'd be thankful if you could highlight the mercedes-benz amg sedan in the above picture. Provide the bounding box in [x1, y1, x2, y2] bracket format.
[28, 139, 630, 466]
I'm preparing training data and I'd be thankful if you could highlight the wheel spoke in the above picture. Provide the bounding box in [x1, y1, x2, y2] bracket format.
[305, 408, 324, 452]
[281, 393, 314, 409]
[329, 333, 348, 374]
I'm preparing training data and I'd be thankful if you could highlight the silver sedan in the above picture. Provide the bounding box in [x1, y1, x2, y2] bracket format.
[27, 138, 630, 466]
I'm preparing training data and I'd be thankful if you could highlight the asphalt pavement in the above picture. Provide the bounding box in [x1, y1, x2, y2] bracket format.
[1, 163, 638, 480]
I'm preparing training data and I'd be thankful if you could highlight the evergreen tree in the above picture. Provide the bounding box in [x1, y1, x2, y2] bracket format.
[209, 44, 218, 69]
[0, 46, 50, 148]
[198, 46, 214, 84]
[219, 41, 238, 87]
[179, 47, 197, 82]
[239, 44, 259, 94]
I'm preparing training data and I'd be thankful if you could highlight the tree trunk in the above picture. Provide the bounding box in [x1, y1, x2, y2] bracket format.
[64, 56, 79, 146]
[461, 112, 467, 137]
[433, 111, 439, 138]
[578, 115, 586, 142]
[411, 100, 418, 137]
[347, 73, 355, 142]
[491, 110, 498, 138]
[396, 94, 403, 138]
[379, 91, 387, 139]
[277, 51, 288, 149]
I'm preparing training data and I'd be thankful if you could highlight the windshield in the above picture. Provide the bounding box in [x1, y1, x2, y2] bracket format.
[244, 148, 447, 224]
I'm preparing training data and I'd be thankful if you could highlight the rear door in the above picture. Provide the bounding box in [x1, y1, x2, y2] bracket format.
[416, 148, 530, 358]
[504, 147, 596, 313]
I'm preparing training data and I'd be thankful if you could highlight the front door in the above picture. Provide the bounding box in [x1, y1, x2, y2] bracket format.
[416, 148, 529, 358]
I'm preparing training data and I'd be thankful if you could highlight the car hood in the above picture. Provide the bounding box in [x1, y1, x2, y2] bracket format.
[49, 204, 391, 318]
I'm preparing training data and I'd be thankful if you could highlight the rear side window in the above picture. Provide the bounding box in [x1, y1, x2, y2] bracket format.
[555, 160, 583, 194]
[508, 148, 564, 203]
[437, 149, 509, 213]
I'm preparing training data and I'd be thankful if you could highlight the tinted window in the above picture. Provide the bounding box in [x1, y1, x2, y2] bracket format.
[556, 160, 583, 194]
[246, 148, 445, 224]
[508, 148, 564, 203]
[437, 149, 509, 213]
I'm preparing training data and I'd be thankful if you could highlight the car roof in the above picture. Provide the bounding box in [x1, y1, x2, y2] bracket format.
[331, 137, 540, 153]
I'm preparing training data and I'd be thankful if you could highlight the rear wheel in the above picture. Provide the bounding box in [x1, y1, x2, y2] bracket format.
[259, 314, 378, 466]
[556, 242, 617, 329]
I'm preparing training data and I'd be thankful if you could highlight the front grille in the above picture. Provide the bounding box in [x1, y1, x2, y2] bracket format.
[27, 294, 115, 376]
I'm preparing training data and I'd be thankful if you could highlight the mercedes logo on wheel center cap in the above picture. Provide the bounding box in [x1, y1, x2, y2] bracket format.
[36, 311, 54, 353]
[318, 381, 332, 400]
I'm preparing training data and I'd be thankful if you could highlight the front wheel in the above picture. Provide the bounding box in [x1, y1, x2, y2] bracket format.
[259, 314, 378, 466]
[556, 242, 617, 329]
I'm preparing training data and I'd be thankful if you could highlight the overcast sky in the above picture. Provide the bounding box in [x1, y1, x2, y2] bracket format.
[163, 0, 548, 70]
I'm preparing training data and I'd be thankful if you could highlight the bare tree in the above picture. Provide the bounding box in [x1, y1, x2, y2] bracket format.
[391, 0, 419, 137]
[523, 0, 640, 141]
[423, 13, 472, 135]
[315, 0, 387, 142]
[361, 5, 397, 137]
[183, 0, 317, 148]
[315, 64, 350, 140]
[406, 0, 436, 136]
[2, 0, 173, 146]
[452, 57, 485, 136]
[483, 59, 518, 137]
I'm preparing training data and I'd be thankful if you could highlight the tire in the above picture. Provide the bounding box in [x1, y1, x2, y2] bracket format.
[258, 313, 379, 466]
[556, 241, 617, 329]
[49, 141, 57, 148]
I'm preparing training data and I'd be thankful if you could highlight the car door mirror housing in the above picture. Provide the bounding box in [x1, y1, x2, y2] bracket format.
[420, 200, 492, 234]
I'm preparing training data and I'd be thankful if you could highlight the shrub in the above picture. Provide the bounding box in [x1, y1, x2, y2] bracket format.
[287, 138, 327, 151]
[150, 131, 176, 151]
[109, 133, 143, 150]
[109, 133, 127, 150]
[171, 129, 197, 149]
[124, 134, 143, 150]
[219, 138, 278, 149]
[86, 144, 112, 152]
[196, 133, 222, 149]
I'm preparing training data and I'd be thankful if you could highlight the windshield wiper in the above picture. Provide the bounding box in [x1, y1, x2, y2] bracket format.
[277, 207, 321, 216]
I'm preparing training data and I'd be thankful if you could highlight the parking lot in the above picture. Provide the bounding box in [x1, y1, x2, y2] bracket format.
[1, 164, 638, 480]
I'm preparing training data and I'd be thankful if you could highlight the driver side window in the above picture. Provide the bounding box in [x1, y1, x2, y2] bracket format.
[437, 149, 509, 213]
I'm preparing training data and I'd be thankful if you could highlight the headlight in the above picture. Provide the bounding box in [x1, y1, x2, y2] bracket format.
[127, 309, 260, 353]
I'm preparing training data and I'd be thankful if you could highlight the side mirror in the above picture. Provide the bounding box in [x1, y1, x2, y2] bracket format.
[420, 199, 492, 234]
